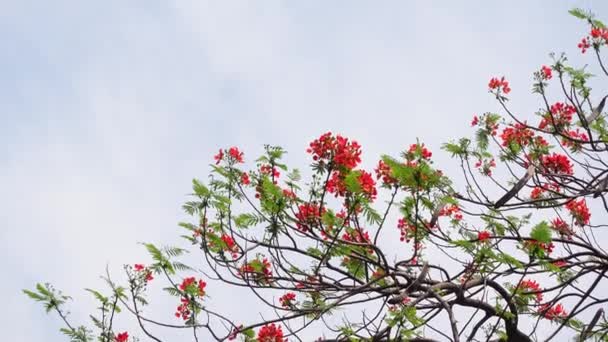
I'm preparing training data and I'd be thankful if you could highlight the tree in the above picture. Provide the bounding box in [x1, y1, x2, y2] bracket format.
[25, 8, 608, 342]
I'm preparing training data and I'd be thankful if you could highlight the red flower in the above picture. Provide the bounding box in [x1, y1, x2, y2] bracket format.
[239, 257, 273, 284]
[228, 147, 244, 163]
[578, 37, 591, 53]
[282, 188, 296, 199]
[295, 203, 326, 232]
[175, 277, 207, 320]
[307, 132, 362, 170]
[517, 279, 543, 302]
[500, 123, 534, 147]
[358, 170, 377, 200]
[524, 240, 554, 255]
[552, 260, 568, 268]
[477, 230, 491, 242]
[471, 115, 479, 126]
[539, 303, 567, 320]
[565, 198, 591, 226]
[179, 277, 207, 297]
[539, 102, 575, 130]
[530, 187, 545, 200]
[438, 204, 463, 222]
[240, 172, 250, 185]
[279, 292, 296, 307]
[551, 218, 573, 237]
[375, 160, 397, 186]
[115, 332, 129, 342]
[214, 149, 224, 164]
[325, 171, 347, 197]
[541, 65, 552, 79]
[475, 158, 496, 176]
[221, 234, 239, 259]
[257, 323, 285, 342]
[562, 129, 589, 151]
[134, 264, 153, 282]
[397, 218, 417, 243]
[260, 165, 280, 180]
[488, 76, 511, 94]
[408, 143, 432, 160]
[175, 297, 192, 320]
[542, 153, 573, 175]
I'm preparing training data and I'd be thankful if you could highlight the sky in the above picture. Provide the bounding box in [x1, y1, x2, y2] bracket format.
[2, 1, 608, 341]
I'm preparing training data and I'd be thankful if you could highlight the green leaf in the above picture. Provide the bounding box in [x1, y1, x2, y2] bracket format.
[242, 328, 255, 338]
[22, 289, 45, 301]
[306, 247, 324, 258]
[85, 289, 107, 304]
[192, 179, 210, 197]
[344, 170, 362, 193]
[530, 221, 552, 243]
[568, 8, 589, 19]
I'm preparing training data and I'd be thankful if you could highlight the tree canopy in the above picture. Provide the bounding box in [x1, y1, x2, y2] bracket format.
[25, 8, 608, 342]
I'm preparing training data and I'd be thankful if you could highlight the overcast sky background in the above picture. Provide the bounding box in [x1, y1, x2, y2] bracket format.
[3, 1, 608, 341]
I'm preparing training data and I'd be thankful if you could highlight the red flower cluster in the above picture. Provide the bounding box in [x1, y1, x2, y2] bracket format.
[407, 143, 432, 160]
[477, 230, 491, 242]
[542, 153, 573, 175]
[539, 303, 567, 320]
[295, 203, 326, 232]
[214, 149, 224, 164]
[240, 172, 251, 185]
[471, 115, 479, 126]
[221, 234, 240, 259]
[179, 277, 207, 297]
[591, 27, 608, 40]
[471, 114, 499, 135]
[325, 172, 347, 197]
[530, 187, 545, 200]
[134, 264, 153, 282]
[541, 65, 552, 79]
[279, 292, 296, 307]
[562, 129, 589, 151]
[565, 198, 591, 226]
[578, 37, 591, 53]
[239, 257, 273, 284]
[552, 260, 568, 268]
[375, 160, 398, 186]
[175, 297, 192, 320]
[438, 204, 463, 222]
[282, 188, 296, 199]
[500, 123, 535, 147]
[524, 240, 555, 255]
[307, 132, 362, 170]
[488, 76, 511, 94]
[260, 165, 280, 182]
[539, 102, 575, 130]
[214, 147, 244, 164]
[517, 279, 543, 302]
[115, 332, 129, 342]
[397, 218, 417, 243]
[257, 323, 285, 342]
[475, 158, 496, 176]
[358, 171, 377, 199]
[341, 229, 373, 255]
[228, 147, 244, 163]
[551, 217, 573, 238]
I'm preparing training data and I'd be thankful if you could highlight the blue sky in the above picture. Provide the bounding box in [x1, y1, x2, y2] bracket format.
[3, 1, 608, 341]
